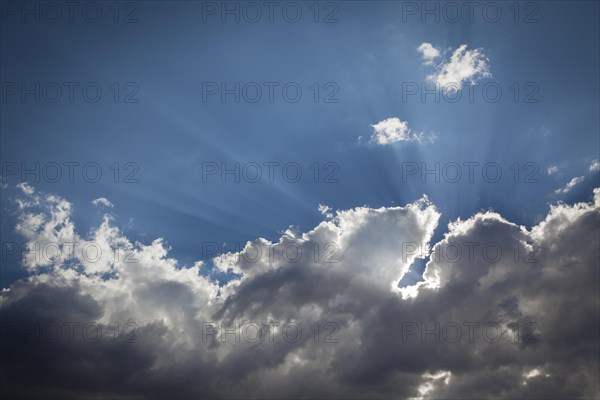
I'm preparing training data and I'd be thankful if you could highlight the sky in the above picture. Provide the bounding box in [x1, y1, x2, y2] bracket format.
[1, 1, 599, 399]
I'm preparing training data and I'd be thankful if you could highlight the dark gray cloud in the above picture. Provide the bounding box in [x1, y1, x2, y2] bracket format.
[1, 188, 598, 399]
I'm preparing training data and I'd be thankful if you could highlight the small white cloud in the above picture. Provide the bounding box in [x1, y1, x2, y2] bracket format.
[589, 160, 600, 172]
[555, 176, 584, 194]
[16, 182, 34, 195]
[417, 42, 440, 65]
[547, 166, 559, 175]
[370, 117, 435, 145]
[425, 44, 491, 91]
[92, 197, 114, 208]
[318, 204, 333, 219]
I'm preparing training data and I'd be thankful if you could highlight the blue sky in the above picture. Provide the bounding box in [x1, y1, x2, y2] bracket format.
[1, 2, 600, 399]
[1, 1, 599, 286]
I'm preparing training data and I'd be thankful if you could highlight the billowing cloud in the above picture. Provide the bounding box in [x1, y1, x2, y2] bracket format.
[417, 42, 440, 65]
[424, 44, 492, 91]
[547, 166, 559, 175]
[370, 117, 435, 145]
[92, 197, 114, 207]
[1, 186, 598, 399]
[590, 160, 600, 172]
[555, 176, 584, 194]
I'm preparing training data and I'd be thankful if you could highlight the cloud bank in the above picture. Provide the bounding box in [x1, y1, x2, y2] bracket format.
[1, 187, 598, 399]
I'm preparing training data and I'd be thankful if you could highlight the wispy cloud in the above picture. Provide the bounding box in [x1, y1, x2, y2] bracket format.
[92, 197, 114, 208]
[555, 176, 584, 194]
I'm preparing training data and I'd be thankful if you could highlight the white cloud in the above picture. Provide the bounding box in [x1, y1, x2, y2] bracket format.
[370, 117, 435, 145]
[92, 197, 114, 207]
[417, 42, 440, 65]
[318, 204, 333, 219]
[425, 44, 491, 91]
[554, 176, 584, 194]
[16, 182, 34, 195]
[590, 160, 600, 172]
[547, 166, 559, 175]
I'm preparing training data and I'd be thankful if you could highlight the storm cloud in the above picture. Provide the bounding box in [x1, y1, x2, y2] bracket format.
[1, 187, 598, 399]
